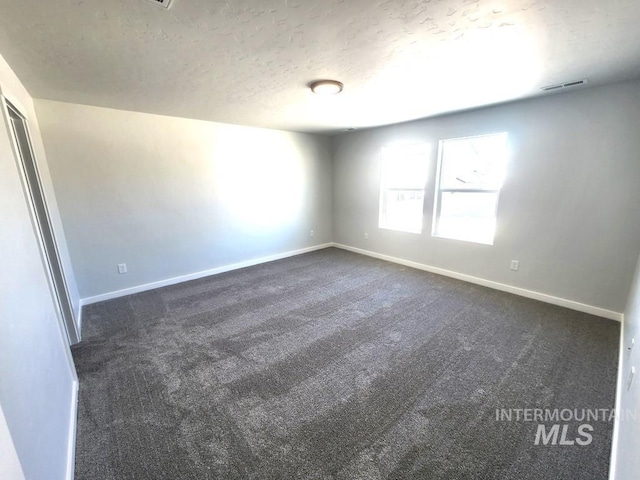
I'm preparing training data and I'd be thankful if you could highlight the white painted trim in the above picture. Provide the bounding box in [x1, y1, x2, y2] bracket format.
[2, 97, 80, 344]
[75, 302, 82, 342]
[333, 243, 623, 322]
[65, 379, 79, 480]
[81, 243, 334, 305]
[608, 313, 624, 480]
[80, 240, 623, 321]
[72, 300, 83, 344]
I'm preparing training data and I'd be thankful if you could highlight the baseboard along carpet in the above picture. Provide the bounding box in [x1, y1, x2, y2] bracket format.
[72, 248, 619, 479]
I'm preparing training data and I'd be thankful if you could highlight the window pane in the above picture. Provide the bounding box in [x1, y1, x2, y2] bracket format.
[439, 133, 507, 191]
[381, 145, 429, 190]
[379, 144, 429, 233]
[433, 132, 507, 244]
[382, 189, 424, 233]
[436, 192, 498, 244]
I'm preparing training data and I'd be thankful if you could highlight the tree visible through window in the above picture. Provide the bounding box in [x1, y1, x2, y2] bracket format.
[432, 133, 508, 245]
[379, 144, 429, 234]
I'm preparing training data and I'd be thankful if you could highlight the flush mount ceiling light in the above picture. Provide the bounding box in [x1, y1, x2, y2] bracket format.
[310, 80, 344, 95]
[144, 0, 174, 9]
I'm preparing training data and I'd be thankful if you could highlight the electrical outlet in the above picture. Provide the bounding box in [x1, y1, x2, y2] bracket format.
[627, 366, 635, 391]
[117, 263, 127, 274]
[510, 260, 520, 271]
[310, 229, 315, 238]
[364, 232, 369, 240]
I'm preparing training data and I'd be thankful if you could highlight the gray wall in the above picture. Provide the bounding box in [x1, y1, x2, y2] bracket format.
[35, 100, 333, 300]
[0, 54, 77, 480]
[332, 80, 640, 313]
[614, 255, 640, 479]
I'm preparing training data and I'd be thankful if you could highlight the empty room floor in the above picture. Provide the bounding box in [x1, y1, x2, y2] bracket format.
[72, 248, 619, 479]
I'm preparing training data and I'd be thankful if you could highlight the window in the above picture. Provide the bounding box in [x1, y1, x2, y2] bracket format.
[379, 144, 429, 234]
[432, 133, 508, 245]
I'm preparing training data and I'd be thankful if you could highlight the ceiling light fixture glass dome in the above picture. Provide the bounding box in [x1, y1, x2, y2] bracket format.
[310, 80, 344, 95]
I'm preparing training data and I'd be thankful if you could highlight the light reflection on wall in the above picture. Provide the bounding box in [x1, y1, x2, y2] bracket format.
[215, 132, 305, 229]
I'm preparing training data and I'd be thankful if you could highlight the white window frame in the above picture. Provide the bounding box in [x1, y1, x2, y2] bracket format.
[432, 132, 508, 245]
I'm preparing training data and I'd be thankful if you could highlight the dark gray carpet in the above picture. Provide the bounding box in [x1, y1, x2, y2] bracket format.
[72, 248, 619, 480]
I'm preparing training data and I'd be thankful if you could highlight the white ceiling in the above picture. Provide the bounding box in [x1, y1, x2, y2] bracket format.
[0, 0, 639, 133]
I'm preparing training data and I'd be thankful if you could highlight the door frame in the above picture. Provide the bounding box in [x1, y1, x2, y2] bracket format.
[2, 96, 80, 345]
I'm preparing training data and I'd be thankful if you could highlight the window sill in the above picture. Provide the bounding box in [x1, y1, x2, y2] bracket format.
[431, 233, 494, 245]
[379, 225, 423, 235]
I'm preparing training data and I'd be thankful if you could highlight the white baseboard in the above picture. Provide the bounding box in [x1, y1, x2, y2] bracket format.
[66, 379, 79, 480]
[333, 243, 623, 322]
[608, 313, 625, 480]
[81, 243, 334, 306]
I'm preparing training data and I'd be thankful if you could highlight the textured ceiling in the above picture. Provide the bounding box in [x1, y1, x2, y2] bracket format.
[0, 0, 639, 133]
